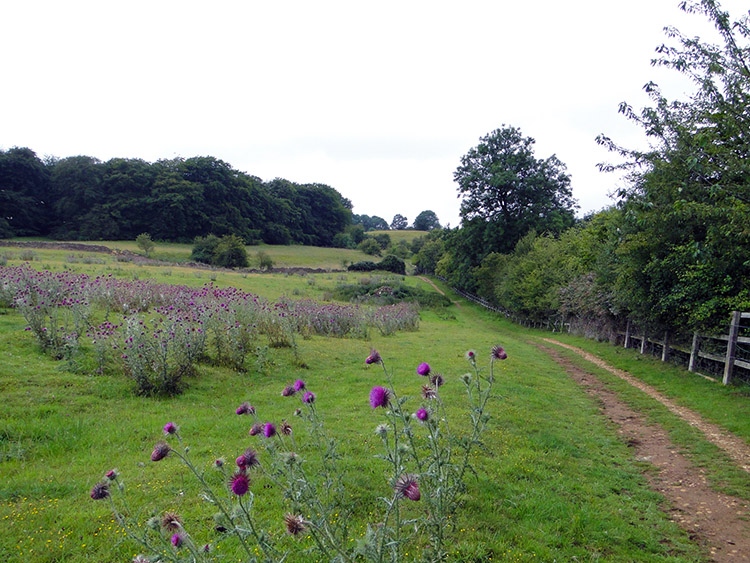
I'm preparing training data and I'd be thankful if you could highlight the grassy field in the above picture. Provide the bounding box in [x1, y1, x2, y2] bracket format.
[0, 246, 746, 562]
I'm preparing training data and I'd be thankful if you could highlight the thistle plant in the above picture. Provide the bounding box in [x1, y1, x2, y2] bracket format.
[91, 345, 506, 562]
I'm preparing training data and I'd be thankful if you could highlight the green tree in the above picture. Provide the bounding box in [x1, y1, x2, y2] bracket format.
[136, 233, 155, 257]
[390, 214, 408, 230]
[213, 234, 249, 268]
[598, 0, 750, 332]
[412, 210, 441, 231]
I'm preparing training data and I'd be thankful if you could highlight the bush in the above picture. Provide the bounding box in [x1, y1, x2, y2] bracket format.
[135, 233, 155, 257]
[191, 234, 221, 264]
[332, 232, 355, 249]
[378, 255, 406, 275]
[257, 250, 274, 270]
[213, 234, 249, 268]
[358, 238, 382, 256]
[373, 233, 392, 250]
[348, 261, 379, 272]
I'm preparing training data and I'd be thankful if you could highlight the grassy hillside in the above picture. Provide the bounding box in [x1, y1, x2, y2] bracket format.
[0, 248, 744, 562]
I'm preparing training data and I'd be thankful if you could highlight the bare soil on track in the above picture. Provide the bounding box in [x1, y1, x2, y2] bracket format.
[538, 341, 750, 562]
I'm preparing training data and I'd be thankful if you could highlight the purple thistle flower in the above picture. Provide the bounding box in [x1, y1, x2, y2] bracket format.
[302, 391, 316, 404]
[365, 349, 381, 365]
[281, 385, 296, 397]
[236, 448, 260, 469]
[171, 532, 184, 548]
[421, 385, 437, 400]
[416, 408, 428, 422]
[90, 481, 110, 500]
[163, 422, 178, 435]
[161, 511, 183, 532]
[280, 420, 293, 435]
[465, 350, 476, 361]
[429, 373, 445, 388]
[151, 442, 170, 462]
[394, 474, 421, 501]
[416, 362, 431, 376]
[105, 469, 118, 481]
[236, 402, 252, 415]
[249, 423, 262, 436]
[492, 345, 508, 360]
[369, 386, 391, 409]
[263, 422, 276, 438]
[230, 472, 250, 496]
[293, 379, 306, 392]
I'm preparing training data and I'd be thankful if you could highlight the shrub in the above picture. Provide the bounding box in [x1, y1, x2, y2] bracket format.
[257, 250, 274, 271]
[213, 235, 249, 269]
[191, 234, 220, 264]
[378, 255, 406, 275]
[135, 233, 155, 257]
[332, 232, 355, 249]
[348, 261, 379, 272]
[373, 233, 392, 250]
[358, 238, 382, 256]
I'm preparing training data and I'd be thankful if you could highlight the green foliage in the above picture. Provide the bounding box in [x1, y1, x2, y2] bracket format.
[212, 234, 249, 268]
[135, 233, 155, 257]
[377, 254, 406, 275]
[412, 209, 441, 231]
[357, 237, 382, 256]
[353, 213, 389, 231]
[414, 239, 445, 275]
[191, 234, 221, 264]
[390, 213, 408, 230]
[347, 261, 379, 272]
[257, 250, 274, 271]
[372, 233, 391, 250]
[333, 277, 450, 307]
[332, 232, 355, 249]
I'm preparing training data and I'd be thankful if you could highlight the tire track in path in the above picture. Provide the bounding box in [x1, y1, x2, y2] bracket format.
[538, 343, 750, 562]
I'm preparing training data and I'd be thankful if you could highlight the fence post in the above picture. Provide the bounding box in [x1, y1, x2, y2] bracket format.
[723, 310, 741, 385]
[688, 332, 699, 372]
[624, 319, 631, 349]
[661, 331, 670, 362]
[640, 331, 647, 354]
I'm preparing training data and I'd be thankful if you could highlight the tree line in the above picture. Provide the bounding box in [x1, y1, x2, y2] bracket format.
[414, 0, 749, 337]
[0, 152, 353, 246]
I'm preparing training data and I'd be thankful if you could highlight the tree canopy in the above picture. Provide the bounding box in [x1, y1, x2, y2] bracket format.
[412, 210, 441, 231]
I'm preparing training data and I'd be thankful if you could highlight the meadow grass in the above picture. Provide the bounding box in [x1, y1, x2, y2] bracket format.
[369, 230, 428, 245]
[0, 259, 728, 562]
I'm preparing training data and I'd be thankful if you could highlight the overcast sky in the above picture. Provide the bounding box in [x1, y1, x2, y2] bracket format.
[2, 0, 746, 228]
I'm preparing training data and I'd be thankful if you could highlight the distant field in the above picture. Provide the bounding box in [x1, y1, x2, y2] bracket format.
[370, 229, 428, 244]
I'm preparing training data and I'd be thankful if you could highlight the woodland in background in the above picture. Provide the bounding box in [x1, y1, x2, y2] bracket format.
[0, 152, 353, 246]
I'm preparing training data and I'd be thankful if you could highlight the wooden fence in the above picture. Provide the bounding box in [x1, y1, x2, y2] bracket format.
[436, 277, 749, 386]
[621, 311, 750, 385]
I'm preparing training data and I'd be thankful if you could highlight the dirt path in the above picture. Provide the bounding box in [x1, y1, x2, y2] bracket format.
[417, 276, 461, 308]
[541, 338, 750, 474]
[537, 343, 750, 562]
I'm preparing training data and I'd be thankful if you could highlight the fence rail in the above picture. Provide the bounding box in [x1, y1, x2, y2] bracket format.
[435, 278, 749, 385]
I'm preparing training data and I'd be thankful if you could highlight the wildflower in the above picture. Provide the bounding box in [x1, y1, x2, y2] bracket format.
[237, 448, 260, 469]
[416, 362, 431, 376]
[284, 513, 308, 536]
[281, 385, 296, 397]
[90, 481, 110, 500]
[280, 451, 300, 466]
[460, 373, 472, 384]
[302, 391, 316, 404]
[492, 345, 508, 360]
[161, 511, 183, 532]
[369, 386, 391, 409]
[214, 458, 225, 468]
[430, 373, 445, 388]
[421, 385, 437, 400]
[415, 408, 428, 422]
[163, 422, 178, 435]
[171, 533, 184, 548]
[263, 422, 276, 438]
[365, 349, 382, 365]
[133, 555, 150, 563]
[202, 544, 211, 553]
[236, 402, 253, 415]
[465, 350, 476, 362]
[394, 474, 421, 501]
[151, 442, 170, 462]
[280, 420, 293, 435]
[249, 423, 262, 436]
[294, 408, 302, 417]
[375, 424, 388, 437]
[293, 379, 306, 392]
[230, 472, 250, 496]
[105, 469, 118, 481]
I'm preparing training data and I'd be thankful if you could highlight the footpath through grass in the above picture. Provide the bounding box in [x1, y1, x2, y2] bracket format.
[0, 261, 723, 562]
